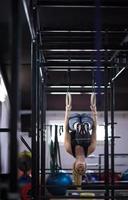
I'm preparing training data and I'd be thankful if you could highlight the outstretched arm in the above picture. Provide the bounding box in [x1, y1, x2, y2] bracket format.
[87, 93, 97, 155]
[64, 93, 72, 155]
[90, 104, 97, 140]
[64, 93, 72, 134]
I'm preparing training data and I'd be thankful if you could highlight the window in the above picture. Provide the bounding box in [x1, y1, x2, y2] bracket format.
[96, 125, 111, 141]
[0, 72, 7, 102]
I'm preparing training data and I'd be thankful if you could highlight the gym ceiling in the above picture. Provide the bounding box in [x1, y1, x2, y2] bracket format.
[0, 0, 128, 113]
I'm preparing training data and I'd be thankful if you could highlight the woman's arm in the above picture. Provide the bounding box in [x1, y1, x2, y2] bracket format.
[90, 92, 97, 138]
[64, 93, 72, 155]
[91, 104, 97, 141]
[87, 94, 97, 155]
[64, 93, 72, 134]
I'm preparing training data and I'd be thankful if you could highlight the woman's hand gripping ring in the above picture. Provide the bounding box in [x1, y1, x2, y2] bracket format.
[66, 92, 72, 111]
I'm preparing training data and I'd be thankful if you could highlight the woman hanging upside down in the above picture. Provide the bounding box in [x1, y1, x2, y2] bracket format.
[64, 93, 97, 177]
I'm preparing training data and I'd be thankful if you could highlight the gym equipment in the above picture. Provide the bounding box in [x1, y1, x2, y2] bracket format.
[66, 92, 72, 110]
[84, 172, 99, 183]
[91, 173, 99, 182]
[48, 125, 72, 196]
[91, 92, 96, 107]
[121, 169, 128, 181]
[18, 175, 32, 200]
[66, 189, 96, 199]
[46, 171, 72, 196]
[100, 171, 121, 183]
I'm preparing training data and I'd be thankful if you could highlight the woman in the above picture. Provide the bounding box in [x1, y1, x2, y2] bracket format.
[64, 93, 97, 176]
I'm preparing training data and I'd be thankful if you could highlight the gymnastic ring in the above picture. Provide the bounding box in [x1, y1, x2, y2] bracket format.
[66, 92, 72, 107]
[90, 93, 96, 106]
